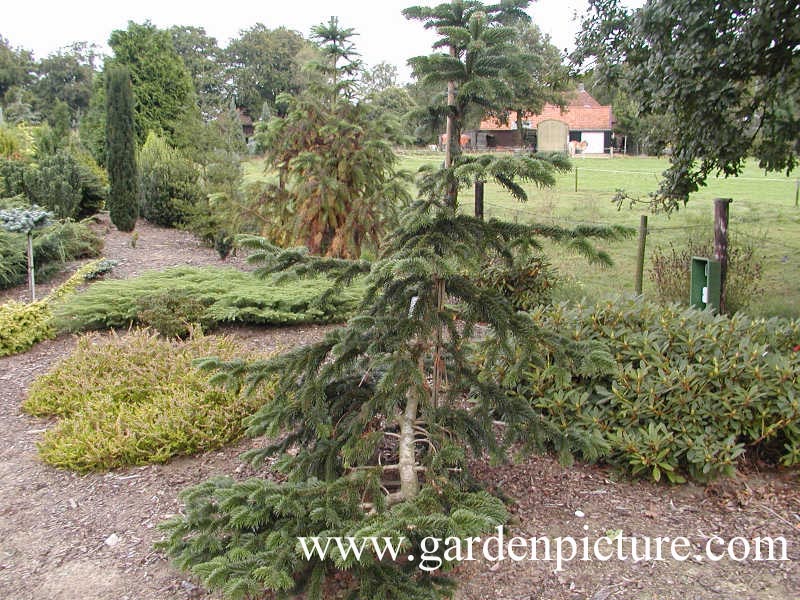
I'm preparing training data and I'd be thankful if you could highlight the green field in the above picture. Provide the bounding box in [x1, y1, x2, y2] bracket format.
[245, 153, 800, 317]
[399, 152, 800, 318]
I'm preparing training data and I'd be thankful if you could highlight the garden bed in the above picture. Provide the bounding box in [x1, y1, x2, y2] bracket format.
[0, 220, 797, 599]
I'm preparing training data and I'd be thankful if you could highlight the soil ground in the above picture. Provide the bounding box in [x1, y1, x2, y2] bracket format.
[0, 218, 798, 599]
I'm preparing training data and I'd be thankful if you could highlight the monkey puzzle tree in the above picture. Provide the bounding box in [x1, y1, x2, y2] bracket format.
[404, 0, 530, 206]
[159, 10, 626, 600]
[405, 1, 573, 221]
[159, 205, 623, 600]
[256, 19, 411, 258]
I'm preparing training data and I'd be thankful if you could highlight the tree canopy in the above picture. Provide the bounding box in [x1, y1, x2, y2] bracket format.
[0, 36, 34, 101]
[573, 0, 800, 210]
[32, 43, 97, 124]
[224, 24, 312, 117]
[168, 26, 226, 117]
[108, 21, 199, 145]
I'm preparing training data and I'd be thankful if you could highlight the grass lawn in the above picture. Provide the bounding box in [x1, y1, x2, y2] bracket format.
[399, 152, 800, 318]
[244, 152, 800, 318]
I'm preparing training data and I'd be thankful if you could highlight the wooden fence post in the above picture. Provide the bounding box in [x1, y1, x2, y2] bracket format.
[713, 198, 732, 313]
[574, 168, 578, 193]
[634, 215, 648, 295]
[474, 179, 484, 221]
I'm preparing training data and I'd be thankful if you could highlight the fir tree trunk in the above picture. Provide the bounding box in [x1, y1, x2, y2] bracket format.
[513, 109, 524, 148]
[444, 45, 459, 209]
[474, 179, 485, 221]
[444, 80, 456, 172]
[397, 380, 420, 501]
[431, 277, 446, 408]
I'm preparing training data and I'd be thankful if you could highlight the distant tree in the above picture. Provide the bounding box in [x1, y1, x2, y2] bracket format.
[3, 87, 38, 124]
[0, 36, 34, 100]
[573, 0, 800, 210]
[105, 66, 137, 231]
[404, 77, 448, 144]
[365, 85, 417, 139]
[502, 22, 571, 147]
[178, 106, 248, 258]
[580, 70, 671, 156]
[108, 21, 200, 145]
[359, 62, 419, 139]
[360, 61, 399, 95]
[77, 72, 107, 164]
[223, 24, 311, 117]
[81, 22, 201, 163]
[33, 43, 97, 123]
[168, 26, 226, 117]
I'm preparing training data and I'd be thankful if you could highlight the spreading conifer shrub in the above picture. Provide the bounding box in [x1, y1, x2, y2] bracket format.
[159, 479, 506, 599]
[486, 299, 800, 482]
[54, 266, 363, 334]
[135, 290, 213, 338]
[23, 329, 274, 472]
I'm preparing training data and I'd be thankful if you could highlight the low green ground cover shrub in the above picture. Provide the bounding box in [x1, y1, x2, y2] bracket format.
[55, 266, 363, 334]
[487, 299, 800, 482]
[23, 329, 275, 472]
[0, 260, 104, 357]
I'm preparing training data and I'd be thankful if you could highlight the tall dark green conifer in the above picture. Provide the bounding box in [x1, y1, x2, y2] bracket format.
[105, 65, 138, 232]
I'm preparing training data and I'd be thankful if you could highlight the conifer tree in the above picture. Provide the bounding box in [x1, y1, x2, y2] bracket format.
[158, 9, 628, 599]
[404, 0, 531, 207]
[105, 65, 138, 232]
[256, 20, 410, 258]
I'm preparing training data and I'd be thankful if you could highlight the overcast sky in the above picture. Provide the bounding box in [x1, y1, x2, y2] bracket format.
[2, 0, 607, 80]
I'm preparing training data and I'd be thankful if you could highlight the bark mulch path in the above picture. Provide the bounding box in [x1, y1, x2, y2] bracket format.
[1, 218, 798, 599]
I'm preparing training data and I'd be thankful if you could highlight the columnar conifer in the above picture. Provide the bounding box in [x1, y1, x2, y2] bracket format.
[105, 65, 138, 232]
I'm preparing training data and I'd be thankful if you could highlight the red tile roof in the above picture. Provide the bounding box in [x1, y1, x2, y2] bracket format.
[479, 89, 613, 131]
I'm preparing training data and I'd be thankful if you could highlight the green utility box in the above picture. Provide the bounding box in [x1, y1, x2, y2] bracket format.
[690, 256, 721, 311]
